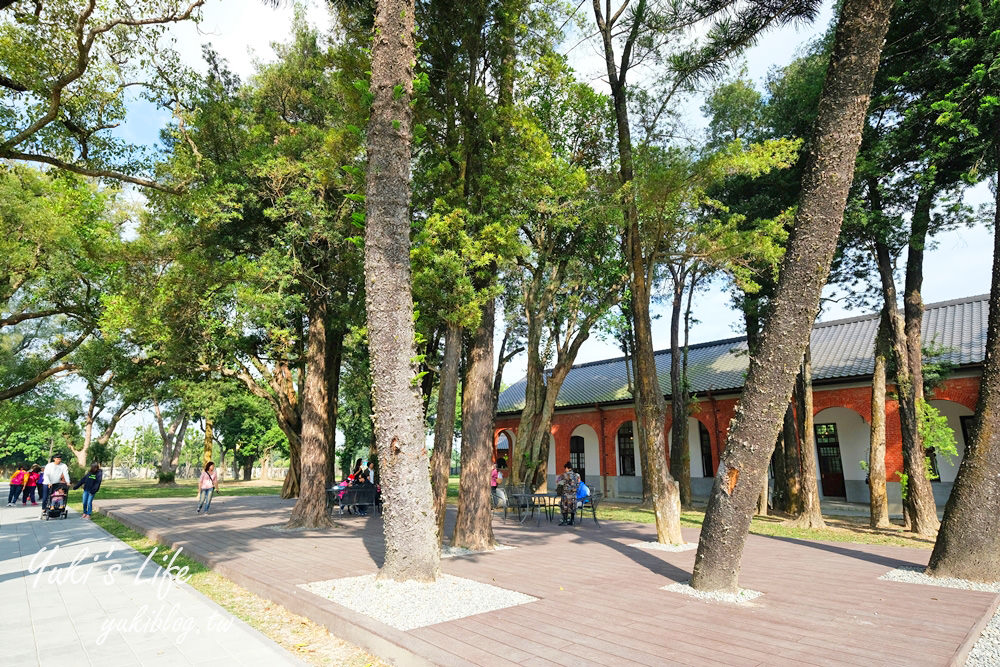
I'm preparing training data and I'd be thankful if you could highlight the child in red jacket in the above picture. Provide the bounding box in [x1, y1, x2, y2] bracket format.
[22, 465, 40, 505]
[7, 465, 26, 505]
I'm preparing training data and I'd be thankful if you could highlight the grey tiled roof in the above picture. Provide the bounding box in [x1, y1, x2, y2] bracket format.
[496, 294, 989, 414]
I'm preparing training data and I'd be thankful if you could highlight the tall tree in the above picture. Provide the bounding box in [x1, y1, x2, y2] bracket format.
[868, 307, 891, 528]
[691, 0, 895, 592]
[590, 0, 818, 544]
[364, 0, 440, 580]
[926, 0, 1000, 581]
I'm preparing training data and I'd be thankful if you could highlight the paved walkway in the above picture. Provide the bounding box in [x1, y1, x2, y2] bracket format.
[98, 494, 1000, 667]
[0, 487, 300, 666]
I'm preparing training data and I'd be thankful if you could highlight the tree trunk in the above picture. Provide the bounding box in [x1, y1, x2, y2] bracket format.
[793, 348, 826, 530]
[364, 0, 440, 581]
[287, 295, 333, 529]
[203, 420, 213, 466]
[453, 301, 496, 550]
[326, 319, 343, 490]
[631, 276, 683, 543]
[927, 167, 1000, 581]
[279, 425, 302, 499]
[873, 240, 938, 534]
[690, 0, 892, 592]
[902, 187, 940, 535]
[782, 402, 802, 514]
[869, 307, 891, 529]
[669, 273, 692, 508]
[757, 475, 769, 516]
[431, 322, 461, 541]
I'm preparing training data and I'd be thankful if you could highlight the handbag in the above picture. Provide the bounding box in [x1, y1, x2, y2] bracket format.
[555, 484, 565, 496]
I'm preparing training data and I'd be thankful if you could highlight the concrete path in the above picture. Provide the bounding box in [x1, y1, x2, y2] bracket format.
[0, 485, 301, 666]
[101, 494, 1000, 667]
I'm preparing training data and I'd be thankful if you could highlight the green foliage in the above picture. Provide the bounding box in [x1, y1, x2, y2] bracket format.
[917, 398, 959, 476]
[0, 0, 201, 189]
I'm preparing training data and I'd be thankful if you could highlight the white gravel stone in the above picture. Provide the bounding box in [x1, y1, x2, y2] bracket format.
[631, 541, 697, 553]
[300, 573, 537, 631]
[441, 543, 515, 558]
[662, 581, 763, 605]
[879, 566, 1000, 593]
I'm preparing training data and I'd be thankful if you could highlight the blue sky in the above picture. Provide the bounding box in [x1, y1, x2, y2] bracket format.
[112, 0, 995, 390]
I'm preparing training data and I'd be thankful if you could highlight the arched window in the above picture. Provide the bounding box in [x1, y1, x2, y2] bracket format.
[698, 422, 714, 477]
[570, 435, 586, 482]
[617, 422, 635, 476]
[496, 431, 511, 465]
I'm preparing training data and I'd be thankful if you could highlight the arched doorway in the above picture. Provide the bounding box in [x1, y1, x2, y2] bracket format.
[568, 424, 600, 484]
[813, 407, 868, 501]
[495, 430, 512, 467]
[615, 421, 642, 497]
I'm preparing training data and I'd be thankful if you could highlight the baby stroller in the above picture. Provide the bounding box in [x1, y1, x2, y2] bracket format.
[44, 483, 69, 520]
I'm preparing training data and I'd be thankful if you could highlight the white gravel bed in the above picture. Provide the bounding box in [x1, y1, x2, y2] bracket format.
[967, 604, 1000, 666]
[879, 566, 1000, 593]
[441, 543, 515, 558]
[662, 581, 763, 605]
[631, 541, 697, 552]
[300, 573, 537, 631]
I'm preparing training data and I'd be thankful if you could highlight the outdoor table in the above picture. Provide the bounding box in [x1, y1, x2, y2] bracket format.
[509, 493, 559, 525]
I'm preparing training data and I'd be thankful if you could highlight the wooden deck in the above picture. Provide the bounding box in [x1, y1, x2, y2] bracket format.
[101, 495, 999, 666]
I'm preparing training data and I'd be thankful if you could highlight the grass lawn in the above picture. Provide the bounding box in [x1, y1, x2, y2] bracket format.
[76, 477, 284, 501]
[73, 502, 384, 666]
[594, 501, 937, 549]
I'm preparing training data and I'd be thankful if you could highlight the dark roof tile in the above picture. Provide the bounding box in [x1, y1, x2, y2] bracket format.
[496, 294, 989, 413]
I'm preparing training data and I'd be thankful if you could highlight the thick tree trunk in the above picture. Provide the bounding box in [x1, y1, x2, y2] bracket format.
[669, 275, 692, 508]
[873, 240, 938, 534]
[453, 301, 496, 550]
[928, 173, 1000, 581]
[690, 0, 892, 592]
[364, 0, 440, 581]
[782, 402, 802, 514]
[431, 322, 461, 541]
[869, 308, 891, 529]
[793, 348, 826, 530]
[287, 296, 333, 529]
[242, 461, 252, 481]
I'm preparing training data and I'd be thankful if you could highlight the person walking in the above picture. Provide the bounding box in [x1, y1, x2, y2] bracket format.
[72, 463, 103, 519]
[22, 465, 40, 505]
[491, 458, 507, 509]
[7, 464, 26, 505]
[196, 461, 219, 514]
[41, 455, 70, 511]
[556, 461, 581, 526]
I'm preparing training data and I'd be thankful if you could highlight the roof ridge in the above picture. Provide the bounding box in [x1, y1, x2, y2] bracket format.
[813, 293, 990, 330]
[549, 294, 988, 375]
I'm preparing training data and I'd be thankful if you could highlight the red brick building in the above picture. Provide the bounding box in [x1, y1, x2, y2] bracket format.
[494, 295, 986, 507]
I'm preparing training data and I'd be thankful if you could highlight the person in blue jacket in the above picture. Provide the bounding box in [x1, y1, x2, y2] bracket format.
[72, 463, 103, 519]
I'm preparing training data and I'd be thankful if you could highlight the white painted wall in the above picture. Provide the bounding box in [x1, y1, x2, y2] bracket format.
[929, 399, 973, 483]
[813, 407, 869, 482]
